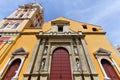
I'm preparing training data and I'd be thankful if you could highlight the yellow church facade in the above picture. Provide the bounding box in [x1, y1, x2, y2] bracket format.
[0, 2, 120, 80]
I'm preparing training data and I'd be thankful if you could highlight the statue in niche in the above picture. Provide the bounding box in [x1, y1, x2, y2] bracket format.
[74, 47, 78, 55]
[41, 59, 46, 70]
[43, 47, 47, 55]
[76, 58, 80, 70]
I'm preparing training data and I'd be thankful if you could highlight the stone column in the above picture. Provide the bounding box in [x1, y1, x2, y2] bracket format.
[22, 39, 41, 80]
[31, 39, 46, 80]
[76, 39, 88, 73]
[80, 38, 98, 80]
[44, 42, 51, 71]
[70, 42, 77, 71]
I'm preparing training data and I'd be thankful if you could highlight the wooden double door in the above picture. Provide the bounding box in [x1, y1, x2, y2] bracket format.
[50, 47, 72, 80]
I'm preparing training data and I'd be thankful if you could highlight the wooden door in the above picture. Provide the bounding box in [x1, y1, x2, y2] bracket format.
[101, 59, 120, 80]
[50, 47, 72, 80]
[2, 59, 21, 80]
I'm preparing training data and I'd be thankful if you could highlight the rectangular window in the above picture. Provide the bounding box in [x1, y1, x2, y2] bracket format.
[0, 23, 9, 29]
[12, 23, 20, 29]
[58, 25, 63, 32]
[82, 25, 87, 29]
[19, 14, 24, 18]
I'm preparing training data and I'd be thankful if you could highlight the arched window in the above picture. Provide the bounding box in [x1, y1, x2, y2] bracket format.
[101, 59, 119, 80]
[2, 59, 21, 80]
[0, 23, 9, 29]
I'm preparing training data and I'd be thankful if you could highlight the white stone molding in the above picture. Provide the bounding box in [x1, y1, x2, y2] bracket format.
[12, 58, 25, 80]
[63, 25, 69, 32]
[50, 46, 70, 55]
[0, 47, 28, 80]
[0, 57, 12, 79]
[94, 48, 120, 79]
[70, 42, 76, 72]
[110, 58, 120, 73]
[97, 58, 110, 80]
[52, 25, 58, 32]
[44, 42, 51, 71]
[94, 48, 111, 56]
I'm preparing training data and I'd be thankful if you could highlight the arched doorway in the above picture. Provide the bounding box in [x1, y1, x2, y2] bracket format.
[50, 47, 72, 80]
[2, 59, 21, 80]
[101, 59, 119, 80]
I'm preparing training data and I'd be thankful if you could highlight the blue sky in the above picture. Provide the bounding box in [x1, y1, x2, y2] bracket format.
[0, 0, 120, 47]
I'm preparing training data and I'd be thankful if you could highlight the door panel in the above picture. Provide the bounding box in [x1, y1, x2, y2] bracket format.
[2, 59, 21, 80]
[101, 59, 120, 80]
[50, 48, 72, 80]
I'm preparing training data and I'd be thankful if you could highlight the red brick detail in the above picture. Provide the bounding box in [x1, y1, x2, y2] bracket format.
[0, 37, 10, 45]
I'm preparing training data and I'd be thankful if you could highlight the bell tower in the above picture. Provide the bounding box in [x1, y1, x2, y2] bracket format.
[0, 2, 44, 80]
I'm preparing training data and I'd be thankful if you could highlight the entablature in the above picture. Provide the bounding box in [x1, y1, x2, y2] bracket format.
[36, 31, 85, 39]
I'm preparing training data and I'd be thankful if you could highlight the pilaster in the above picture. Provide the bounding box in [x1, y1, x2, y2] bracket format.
[44, 42, 51, 71]
[31, 39, 46, 79]
[23, 39, 41, 80]
[80, 38, 98, 79]
[76, 39, 88, 73]
[70, 42, 77, 71]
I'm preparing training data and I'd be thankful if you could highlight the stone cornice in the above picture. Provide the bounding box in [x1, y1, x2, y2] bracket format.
[83, 32, 106, 35]
[3, 17, 30, 20]
[36, 31, 85, 39]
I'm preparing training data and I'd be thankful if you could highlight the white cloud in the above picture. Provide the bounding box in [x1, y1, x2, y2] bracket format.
[89, 0, 120, 24]
[0, 0, 120, 46]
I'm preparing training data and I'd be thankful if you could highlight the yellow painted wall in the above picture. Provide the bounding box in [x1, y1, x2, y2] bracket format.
[43, 17, 120, 79]
[0, 14, 120, 80]
[85, 34, 120, 79]
[42, 16, 104, 33]
[0, 35, 38, 79]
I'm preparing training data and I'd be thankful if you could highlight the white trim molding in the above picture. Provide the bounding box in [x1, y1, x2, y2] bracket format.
[94, 48, 119, 80]
[97, 58, 110, 80]
[0, 47, 28, 80]
[110, 58, 120, 73]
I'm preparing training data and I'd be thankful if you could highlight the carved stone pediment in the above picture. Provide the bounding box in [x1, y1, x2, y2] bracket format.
[94, 48, 111, 56]
[12, 47, 28, 55]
